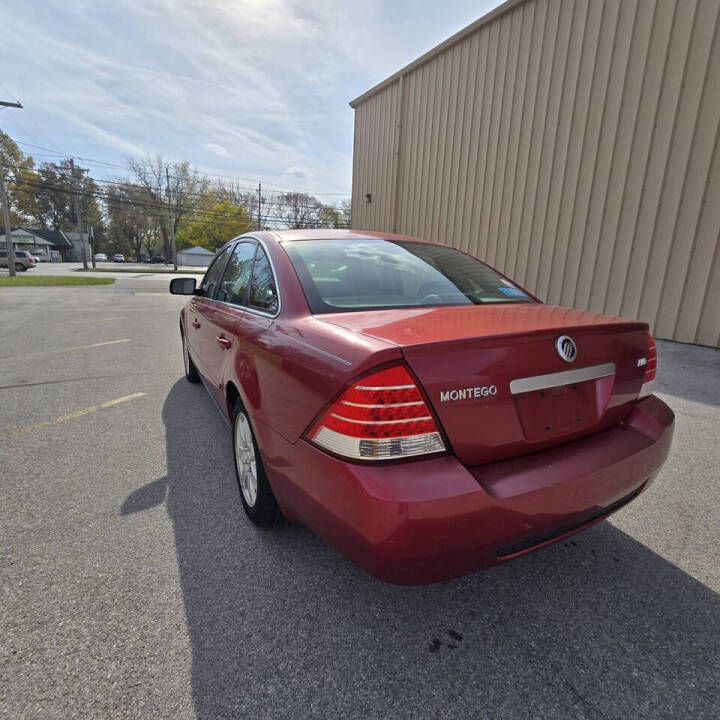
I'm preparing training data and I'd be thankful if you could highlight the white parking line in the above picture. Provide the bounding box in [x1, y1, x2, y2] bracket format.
[0, 392, 147, 438]
[0, 338, 130, 360]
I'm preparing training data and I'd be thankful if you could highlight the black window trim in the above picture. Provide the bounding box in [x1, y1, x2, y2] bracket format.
[199, 243, 235, 300]
[214, 238, 257, 307]
[201, 235, 281, 319]
[246, 242, 280, 316]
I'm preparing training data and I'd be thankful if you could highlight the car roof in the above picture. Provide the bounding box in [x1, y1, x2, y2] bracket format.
[261, 229, 441, 245]
[215, 229, 450, 258]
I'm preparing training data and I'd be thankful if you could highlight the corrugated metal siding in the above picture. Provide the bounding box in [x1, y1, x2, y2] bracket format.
[350, 0, 720, 346]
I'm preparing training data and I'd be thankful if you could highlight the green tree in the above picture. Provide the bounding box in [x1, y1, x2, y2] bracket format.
[21, 159, 105, 239]
[176, 200, 252, 251]
[0, 129, 37, 224]
[106, 183, 157, 261]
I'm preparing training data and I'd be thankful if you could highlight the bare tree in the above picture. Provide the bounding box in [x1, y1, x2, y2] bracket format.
[128, 155, 206, 257]
[106, 183, 155, 262]
[275, 192, 325, 229]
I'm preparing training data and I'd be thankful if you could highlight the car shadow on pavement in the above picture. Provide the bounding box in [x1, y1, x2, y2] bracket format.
[121, 379, 720, 719]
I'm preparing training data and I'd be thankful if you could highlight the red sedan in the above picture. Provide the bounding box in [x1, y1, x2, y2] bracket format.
[170, 230, 673, 584]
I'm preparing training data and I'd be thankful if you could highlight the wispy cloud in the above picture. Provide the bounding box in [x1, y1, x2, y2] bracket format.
[202, 143, 231, 159]
[1, 0, 499, 194]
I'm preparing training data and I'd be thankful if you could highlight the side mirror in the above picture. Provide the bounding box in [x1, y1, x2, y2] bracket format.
[169, 277, 197, 295]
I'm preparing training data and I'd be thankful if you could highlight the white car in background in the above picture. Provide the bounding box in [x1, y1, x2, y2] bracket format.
[94, 253, 108, 262]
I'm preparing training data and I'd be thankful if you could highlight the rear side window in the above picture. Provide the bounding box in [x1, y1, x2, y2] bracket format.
[283, 239, 535, 313]
[248, 247, 279, 314]
[217, 241, 256, 305]
[199, 247, 230, 298]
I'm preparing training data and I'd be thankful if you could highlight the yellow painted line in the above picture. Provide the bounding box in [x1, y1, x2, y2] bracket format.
[100, 392, 146, 408]
[0, 392, 147, 438]
[69, 316, 126, 323]
[0, 338, 130, 360]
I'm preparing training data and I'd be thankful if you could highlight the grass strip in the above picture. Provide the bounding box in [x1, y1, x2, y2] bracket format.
[0, 275, 116, 287]
[75, 267, 205, 274]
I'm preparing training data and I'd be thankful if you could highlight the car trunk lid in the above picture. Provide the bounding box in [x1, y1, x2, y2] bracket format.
[317, 305, 649, 465]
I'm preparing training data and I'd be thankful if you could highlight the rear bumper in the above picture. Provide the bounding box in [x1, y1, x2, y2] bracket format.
[257, 395, 674, 584]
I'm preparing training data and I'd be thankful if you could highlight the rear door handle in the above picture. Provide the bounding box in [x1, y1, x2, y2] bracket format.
[216, 335, 232, 349]
[191, 319, 201, 329]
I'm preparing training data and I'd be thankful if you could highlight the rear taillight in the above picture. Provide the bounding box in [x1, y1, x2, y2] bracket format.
[307, 364, 446, 461]
[639, 334, 657, 398]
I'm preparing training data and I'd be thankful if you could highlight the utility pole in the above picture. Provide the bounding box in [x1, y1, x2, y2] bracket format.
[0, 100, 23, 277]
[69, 159, 88, 270]
[257, 181, 262, 230]
[89, 225, 96, 268]
[166, 167, 177, 270]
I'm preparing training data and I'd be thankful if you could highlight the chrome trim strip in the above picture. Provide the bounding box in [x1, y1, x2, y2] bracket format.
[354, 384, 415, 391]
[330, 413, 432, 425]
[509, 362, 616, 395]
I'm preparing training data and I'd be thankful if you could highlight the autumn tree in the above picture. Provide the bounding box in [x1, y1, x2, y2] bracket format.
[176, 199, 252, 251]
[214, 181, 271, 230]
[318, 200, 351, 229]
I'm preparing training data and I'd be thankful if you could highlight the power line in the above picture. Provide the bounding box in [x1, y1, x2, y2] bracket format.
[9, 176, 349, 229]
[11, 139, 351, 197]
[10, 167, 348, 214]
[0, 80, 53, 146]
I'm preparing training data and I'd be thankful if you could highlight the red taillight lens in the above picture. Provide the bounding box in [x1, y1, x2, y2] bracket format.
[644, 334, 657, 384]
[308, 365, 446, 461]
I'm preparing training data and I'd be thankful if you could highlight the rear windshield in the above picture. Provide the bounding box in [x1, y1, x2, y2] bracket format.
[283, 239, 535, 313]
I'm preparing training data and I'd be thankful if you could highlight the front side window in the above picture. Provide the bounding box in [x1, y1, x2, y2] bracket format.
[217, 242, 256, 305]
[283, 239, 535, 313]
[199, 247, 230, 298]
[248, 247, 279, 313]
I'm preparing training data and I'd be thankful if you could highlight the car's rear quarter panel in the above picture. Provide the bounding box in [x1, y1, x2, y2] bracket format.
[231, 316, 402, 443]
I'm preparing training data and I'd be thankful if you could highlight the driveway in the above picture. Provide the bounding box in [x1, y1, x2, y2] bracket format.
[1, 276, 718, 719]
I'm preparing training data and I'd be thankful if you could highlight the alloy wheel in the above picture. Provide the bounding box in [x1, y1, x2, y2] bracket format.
[234, 413, 258, 506]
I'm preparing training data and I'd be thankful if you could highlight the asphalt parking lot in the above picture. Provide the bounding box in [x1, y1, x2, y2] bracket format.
[1, 271, 718, 719]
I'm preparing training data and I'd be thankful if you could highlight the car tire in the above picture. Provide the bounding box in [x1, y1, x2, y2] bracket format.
[181, 329, 201, 383]
[232, 399, 279, 526]
[15, 263, 26, 271]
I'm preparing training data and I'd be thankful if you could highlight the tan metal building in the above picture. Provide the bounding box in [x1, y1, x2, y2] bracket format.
[350, 0, 720, 346]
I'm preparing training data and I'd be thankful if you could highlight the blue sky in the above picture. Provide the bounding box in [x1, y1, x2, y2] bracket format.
[1, 0, 500, 198]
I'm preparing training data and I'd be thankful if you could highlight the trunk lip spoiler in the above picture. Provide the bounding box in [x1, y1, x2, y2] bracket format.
[509, 362, 616, 395]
